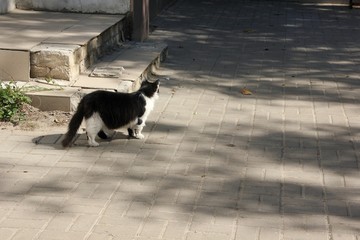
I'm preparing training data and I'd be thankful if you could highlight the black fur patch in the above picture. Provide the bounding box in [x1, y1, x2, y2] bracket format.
[81, 91, 146, 129]
[97, 130, 108, 139]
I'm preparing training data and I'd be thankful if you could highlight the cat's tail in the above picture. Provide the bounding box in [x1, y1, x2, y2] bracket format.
[62, 101, 85, 147]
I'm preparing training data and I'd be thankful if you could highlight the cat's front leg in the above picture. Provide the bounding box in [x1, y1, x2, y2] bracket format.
[127, 127, 144, 139]
[133, 125, 145, 139]
[127, 128, 135, 137]
[128, 118, 145, 139]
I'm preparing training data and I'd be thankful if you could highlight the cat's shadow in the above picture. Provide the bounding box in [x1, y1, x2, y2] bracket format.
[32, 131, 131, 149]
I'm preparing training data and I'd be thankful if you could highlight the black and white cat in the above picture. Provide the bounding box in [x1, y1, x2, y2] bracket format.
[62, 80, 160, 147]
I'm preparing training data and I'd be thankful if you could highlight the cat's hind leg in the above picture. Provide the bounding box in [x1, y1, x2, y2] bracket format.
[98, 126, 115, 140]
[127, 127, 144, 139]
[85, 113, 103, 147]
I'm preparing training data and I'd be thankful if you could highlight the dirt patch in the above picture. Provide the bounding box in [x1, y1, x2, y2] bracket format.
[0, 104, 72, 131]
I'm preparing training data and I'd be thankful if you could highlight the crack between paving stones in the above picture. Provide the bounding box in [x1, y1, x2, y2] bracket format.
[279, 66, 286, 240]
[310, 76, 334, 240]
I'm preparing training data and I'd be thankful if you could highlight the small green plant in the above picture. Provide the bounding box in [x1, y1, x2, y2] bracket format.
[0, 81, 31, 122]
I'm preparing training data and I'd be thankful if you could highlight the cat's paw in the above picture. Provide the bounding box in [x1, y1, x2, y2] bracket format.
[134, 133, 144, 139]
[88, 141, 100, 147]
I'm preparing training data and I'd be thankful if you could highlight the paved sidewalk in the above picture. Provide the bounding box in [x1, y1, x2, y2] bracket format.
[1, 0, 360, 239]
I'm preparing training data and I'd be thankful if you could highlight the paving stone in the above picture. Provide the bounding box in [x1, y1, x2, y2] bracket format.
[45, 213, 77, 231]
[235, 226, 259, 240]
[283, 229, 329, 240]
[162, 221, 188, 239]
[0, 218, 48, 229]
[139, 219, 167, 237]
[93, 220, 141, 237]
[69, 214, 99, 232]
[332, 232, 357, 240]
[11, 229, 40, 240]
[259, 227, 281, 240]
[37, 230, 87, 240]
[186, 231, 231, 240]
[0, 228, 16, 240]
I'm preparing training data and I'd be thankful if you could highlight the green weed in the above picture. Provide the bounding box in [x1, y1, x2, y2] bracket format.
[0, 81, 31, 122]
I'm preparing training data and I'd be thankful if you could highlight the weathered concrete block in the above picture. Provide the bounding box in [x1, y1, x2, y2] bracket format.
[30, 44, 81, 81]
[31, 65, 49, 77]
[26, 87, 82, 111]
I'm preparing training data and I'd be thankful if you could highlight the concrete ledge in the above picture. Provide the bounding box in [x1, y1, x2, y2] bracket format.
[26, 88, 82, 112]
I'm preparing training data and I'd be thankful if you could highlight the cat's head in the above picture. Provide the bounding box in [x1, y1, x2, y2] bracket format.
[139, 79, 160, 98]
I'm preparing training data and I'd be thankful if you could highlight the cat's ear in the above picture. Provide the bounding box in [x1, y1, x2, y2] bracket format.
[141, 79, 151, 87]
[154, 79, 160, 93]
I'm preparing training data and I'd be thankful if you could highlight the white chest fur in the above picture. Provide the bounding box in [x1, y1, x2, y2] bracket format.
[141, 92, 158, 123]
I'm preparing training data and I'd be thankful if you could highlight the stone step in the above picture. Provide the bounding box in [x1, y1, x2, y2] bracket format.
[0, 9, 168, 112]
[0, 9, 127, 82]
[74, 42, 168, 91]
[24, 42, 168, 111]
